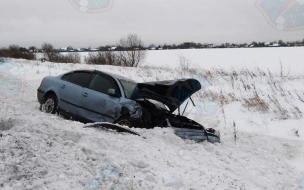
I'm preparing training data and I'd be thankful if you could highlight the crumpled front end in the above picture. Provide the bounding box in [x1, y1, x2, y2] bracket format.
[136, 98, 221, 142]
[123, 100, 142, 119]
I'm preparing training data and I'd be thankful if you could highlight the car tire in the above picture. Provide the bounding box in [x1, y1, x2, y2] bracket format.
[115, 116, 132, 127]
[141, 107, 153, 128]
[42, 94, 58, 114]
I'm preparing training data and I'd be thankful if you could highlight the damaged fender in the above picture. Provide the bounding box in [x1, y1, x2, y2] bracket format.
[119, 99, 142, 119]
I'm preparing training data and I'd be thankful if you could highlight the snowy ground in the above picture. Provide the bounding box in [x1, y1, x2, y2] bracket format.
[1, 48, 304, 190]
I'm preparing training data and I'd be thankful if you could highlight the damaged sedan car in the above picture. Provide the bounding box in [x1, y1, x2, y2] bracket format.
[37, 70, 220, 142]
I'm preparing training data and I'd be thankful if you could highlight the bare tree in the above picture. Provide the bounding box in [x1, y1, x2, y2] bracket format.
[148, 44, 156, 48]
[117, 34, 147, 67]
[67, 46, 73, 51]
[85, 51, 119, 65]
[105, 51, 118, 65]
[41, 43, 59, 62]
[41, 43, 80, 63]
[178, 54, 191, 71]
[29, 46, 37, 52]
[64, 53, 81, 63]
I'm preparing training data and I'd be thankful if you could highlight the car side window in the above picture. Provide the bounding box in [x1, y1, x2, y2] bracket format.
[61, 73, 72, 81]
[88, 74, 120, 96]
[68, 72, 92, 87]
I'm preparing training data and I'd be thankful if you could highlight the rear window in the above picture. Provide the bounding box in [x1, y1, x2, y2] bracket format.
[68, 72, 92, 87]
[61, 73, 72, 81]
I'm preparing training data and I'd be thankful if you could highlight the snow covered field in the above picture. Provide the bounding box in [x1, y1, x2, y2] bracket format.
[61, 47, 304, 74]
[1, 48, 304, 190]
[145, 47, 304, 73]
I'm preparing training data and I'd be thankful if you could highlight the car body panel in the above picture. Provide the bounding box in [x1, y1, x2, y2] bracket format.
[37, 70, 143, 123]
[37, 76, 61, 103]
[78, 87, 120, 122]
[59, 80, 84, 116]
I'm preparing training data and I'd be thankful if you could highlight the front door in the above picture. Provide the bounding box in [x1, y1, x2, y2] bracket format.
[78, 73, 121, 123]
[59, 71, 92, 118]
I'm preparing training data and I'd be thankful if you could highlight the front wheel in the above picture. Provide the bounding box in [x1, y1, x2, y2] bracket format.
[42, 94, 58, 114]
[115, 116, 132, 127]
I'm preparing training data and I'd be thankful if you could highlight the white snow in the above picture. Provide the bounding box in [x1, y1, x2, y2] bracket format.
[1, 47, 304, 189]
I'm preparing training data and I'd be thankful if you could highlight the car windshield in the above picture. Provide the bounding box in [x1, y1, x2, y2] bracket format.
[119, 79, 137, 98]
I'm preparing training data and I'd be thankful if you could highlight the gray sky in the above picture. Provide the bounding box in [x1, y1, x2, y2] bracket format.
[0, 0, 303, 48]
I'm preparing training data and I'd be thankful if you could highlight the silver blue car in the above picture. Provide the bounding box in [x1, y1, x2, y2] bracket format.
[37, 70, 220, 142]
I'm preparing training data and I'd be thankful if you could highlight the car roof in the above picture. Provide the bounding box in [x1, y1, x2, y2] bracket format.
[61, 69, 137, 83]
[95, 70, 137, 83]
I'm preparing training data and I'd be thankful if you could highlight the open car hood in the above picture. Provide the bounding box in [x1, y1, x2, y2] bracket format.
[130, 79, 201, 112]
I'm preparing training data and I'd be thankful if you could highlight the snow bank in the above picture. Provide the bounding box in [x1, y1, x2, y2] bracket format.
[1, 49, 304, 189]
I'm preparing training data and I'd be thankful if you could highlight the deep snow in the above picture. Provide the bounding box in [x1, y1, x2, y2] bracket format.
[1, 48, 304, 190]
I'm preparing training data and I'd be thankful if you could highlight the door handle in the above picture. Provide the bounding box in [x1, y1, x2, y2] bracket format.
[82, 93, 88, 97]
[61, 85, 66, 89]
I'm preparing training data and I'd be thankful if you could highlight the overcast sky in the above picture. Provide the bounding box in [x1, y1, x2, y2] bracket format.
[0, 0, 303, 48]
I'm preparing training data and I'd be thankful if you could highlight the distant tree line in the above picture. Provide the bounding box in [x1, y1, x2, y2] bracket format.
[0, 34, 147, 67]
[1, 37, 304, 66]
[0, 45, 36, 60]
[152, 38, 304, 49]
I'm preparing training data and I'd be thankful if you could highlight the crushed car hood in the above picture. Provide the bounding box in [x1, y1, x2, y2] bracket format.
[130, 79, 201, 112]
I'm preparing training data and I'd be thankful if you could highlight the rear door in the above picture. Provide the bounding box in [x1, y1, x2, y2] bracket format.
[59, 71, 92, 118]
[78, 72, 121, 123]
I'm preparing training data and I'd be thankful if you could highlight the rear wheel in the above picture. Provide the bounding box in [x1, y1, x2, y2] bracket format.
[42, 94, 57, 114]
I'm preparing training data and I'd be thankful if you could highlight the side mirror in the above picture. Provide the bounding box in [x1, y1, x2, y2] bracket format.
[108, 89, 116, 96]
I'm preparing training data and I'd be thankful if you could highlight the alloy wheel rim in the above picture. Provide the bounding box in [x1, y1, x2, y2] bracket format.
[44, 98, 55, 113]
[118, 120, 131, 127]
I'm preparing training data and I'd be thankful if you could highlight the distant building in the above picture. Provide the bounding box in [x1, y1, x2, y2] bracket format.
[230, 44, 238, 48]
[207, 44, 214, 48]
[269, 43, 279, 47]
[108, 47, 117, 51]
